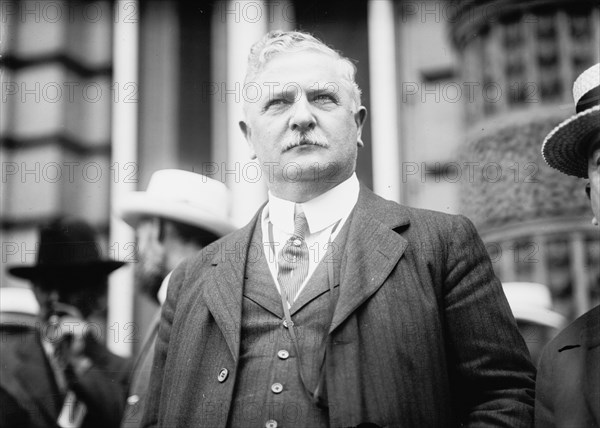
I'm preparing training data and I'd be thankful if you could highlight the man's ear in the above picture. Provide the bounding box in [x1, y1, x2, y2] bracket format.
[239, 120, 257, 159]
[355, 107, 368, 148]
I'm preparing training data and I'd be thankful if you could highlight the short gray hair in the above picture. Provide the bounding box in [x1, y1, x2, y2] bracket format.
[244, 30, 362, 108]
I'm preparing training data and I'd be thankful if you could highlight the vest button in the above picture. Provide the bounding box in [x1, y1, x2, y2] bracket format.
[265, 420, 278, 428]
[282, 320, 294, 328]
[277, 350, 289, 360]
[127, 395, 139, 405]
[217, 368, 229, 383]
[271, 382, 283, 394]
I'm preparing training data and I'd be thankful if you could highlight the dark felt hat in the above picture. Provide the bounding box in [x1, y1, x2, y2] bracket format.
[8, 218, 125, 282]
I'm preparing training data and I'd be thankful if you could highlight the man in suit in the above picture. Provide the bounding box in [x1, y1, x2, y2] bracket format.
[115, 169, 235, 427]
[535, 63, 600, 427]
[1, 218, 130, 428]
[142, 30, 535, 427]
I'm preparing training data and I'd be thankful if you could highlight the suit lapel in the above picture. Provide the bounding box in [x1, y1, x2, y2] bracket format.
[203, 208, 264, 361]
[243, 221, 284, 319]
[203, 188, 412, 355]
[583, 309, 600, 423]
[329, 187, 410, 333]
[291, 217, 350, 315]
[290, 261, 337, 316]
[584, 344, 600, 423]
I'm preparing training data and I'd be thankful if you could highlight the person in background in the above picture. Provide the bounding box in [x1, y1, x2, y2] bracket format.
[1, 217, 130, 428]
[536, 62, 600, 427]
[0, 288, 40, 426]
[502, 282, 566, 365]
[142, 30, 535, 427]
[114, 169, 235, 427]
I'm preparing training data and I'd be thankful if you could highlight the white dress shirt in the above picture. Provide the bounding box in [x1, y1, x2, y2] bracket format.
[261, 173, 360, 302]
[157, 271, 171, 306]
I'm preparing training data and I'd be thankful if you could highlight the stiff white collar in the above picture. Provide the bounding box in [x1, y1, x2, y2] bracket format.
[157, 271, 172, 306]
[265, 173, 359, 234]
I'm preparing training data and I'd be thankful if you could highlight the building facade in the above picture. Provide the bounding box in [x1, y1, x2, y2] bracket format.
[2, 0, 598, 355]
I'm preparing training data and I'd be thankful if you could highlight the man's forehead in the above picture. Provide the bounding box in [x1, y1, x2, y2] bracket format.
[255, 49, 341, 79]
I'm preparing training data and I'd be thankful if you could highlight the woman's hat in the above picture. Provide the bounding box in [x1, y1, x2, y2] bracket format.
[542, 63, 600, 178]
[8, 218, 125, 281]
[114, 169, 236, 237]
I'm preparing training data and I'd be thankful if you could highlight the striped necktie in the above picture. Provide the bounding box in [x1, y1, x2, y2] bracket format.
[277, 211, 309, 304]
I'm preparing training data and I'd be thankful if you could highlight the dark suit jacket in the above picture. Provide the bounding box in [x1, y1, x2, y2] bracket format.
[121, 313, 160, 428]
[1, 384, 30, 427]
[142, 186, 535, 427]
[535, 305, 600, 427]
[0, 325, 130, 428]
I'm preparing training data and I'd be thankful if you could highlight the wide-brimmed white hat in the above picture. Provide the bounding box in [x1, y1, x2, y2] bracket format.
[542, 63, 600, 178]
[114, 169, 235, 237]
[502, 282, 566, 329]
[0, 287, 39, 326]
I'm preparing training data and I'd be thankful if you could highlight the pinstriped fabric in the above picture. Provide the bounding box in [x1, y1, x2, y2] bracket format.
[277, 212, 309, 304]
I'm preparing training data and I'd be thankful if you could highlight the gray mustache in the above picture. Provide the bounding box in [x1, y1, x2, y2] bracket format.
[282, 130, 329, 151]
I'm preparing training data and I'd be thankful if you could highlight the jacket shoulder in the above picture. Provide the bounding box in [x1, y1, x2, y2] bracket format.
[362, 186, 472, 229]
[543, 305, 600, 354]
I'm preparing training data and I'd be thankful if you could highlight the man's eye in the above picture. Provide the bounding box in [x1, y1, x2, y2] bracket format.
[313, 94, 336, 104]
[270, 99, 286, 105]
[263, 99, 288, 111]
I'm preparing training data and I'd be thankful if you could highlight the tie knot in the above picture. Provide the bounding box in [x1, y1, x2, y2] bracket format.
[292, 212, 308, 240]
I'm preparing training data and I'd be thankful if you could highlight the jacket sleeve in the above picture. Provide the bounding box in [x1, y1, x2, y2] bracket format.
[443, 215, 536, 427]
[68, 334, 131, 428]
[534, 344, 555, 428]
[140, 259, 188, 428]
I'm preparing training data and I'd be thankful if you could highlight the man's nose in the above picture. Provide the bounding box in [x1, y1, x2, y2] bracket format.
[289, 97, 316, 132]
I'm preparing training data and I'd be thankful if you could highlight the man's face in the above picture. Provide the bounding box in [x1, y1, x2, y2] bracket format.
[587, 134, 600, 226]
[240, 50, 367, 192]
[135, 218, 168, 300]
[33, 282, 105, 321]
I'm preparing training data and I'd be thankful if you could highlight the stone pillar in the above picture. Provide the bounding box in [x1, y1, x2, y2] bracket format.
[368, 0, 401, 203]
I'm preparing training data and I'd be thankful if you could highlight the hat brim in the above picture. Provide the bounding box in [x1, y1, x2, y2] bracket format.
[542, 106, 600, 178]
[511, 306, 566, 329]
[115, 192, 236, 237]
[8, 261, 125, 281]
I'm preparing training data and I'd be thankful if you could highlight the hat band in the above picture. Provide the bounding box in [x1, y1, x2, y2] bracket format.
[576, 86, 600, 114]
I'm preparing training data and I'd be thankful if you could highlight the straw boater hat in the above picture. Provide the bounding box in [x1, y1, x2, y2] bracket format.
[542, 63, 600, 178]
[9, 218, 125, 282]
[114, 169, 235, 237]
[502, 282, 566, 329]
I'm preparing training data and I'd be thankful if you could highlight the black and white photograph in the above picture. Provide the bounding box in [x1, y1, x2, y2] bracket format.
[1, 1, 599, 427]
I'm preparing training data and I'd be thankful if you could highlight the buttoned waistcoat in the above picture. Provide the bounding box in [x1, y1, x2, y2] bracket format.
[141, 185, 536, 428]
[227, 212, 350, 427]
